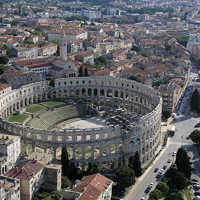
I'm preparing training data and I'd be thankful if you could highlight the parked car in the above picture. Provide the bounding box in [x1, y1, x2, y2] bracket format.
[163, 165, 167, 170]
[144, 187, 151, 194]
[194, 192, 200, 196]
[154, 168, 159, 173]
[192, 179, 198, 182]
[167, 159, 172, 163]
[172, 152, 176, 156]
[195, 123, 200, 128]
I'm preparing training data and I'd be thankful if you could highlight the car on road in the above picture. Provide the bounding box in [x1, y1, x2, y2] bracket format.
[150, 183, 154, 187]
[193, 184, 200, 190]
[167, 159, 172, 163]
[195, 123, 200, 128]
[194, 196, 200, 200]
[156, 173, 161, 179]
[154, 168, 159, 173]
[194, 192, 200, 196]
[192, 179, 198, 182]
[163, 165, 167, 170]
[140, 197, 145, 200]
[144, 187, 151, 194]
[172, 152, 176, 156]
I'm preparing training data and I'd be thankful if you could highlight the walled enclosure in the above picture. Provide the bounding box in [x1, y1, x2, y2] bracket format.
[0, 76, 162, 170]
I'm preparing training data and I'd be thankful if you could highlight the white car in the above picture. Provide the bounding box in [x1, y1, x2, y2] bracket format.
[140, 197, 145, 200]
[172, 152, 176, 156]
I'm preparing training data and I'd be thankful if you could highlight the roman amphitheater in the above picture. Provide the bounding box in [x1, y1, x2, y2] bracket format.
[0, 76, 162, 170]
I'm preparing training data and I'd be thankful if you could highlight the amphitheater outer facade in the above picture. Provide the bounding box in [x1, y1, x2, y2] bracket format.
[0, 76, 162, 170]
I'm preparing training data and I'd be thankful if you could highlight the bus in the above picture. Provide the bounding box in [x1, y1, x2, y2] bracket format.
[168, 125, 175, 137]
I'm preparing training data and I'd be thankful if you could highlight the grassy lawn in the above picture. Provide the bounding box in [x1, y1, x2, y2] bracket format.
[8, 113, 28, 123]
[183, 188, 192, 200]
[42, 101, 65, 108]
[26, 104, 43, 113]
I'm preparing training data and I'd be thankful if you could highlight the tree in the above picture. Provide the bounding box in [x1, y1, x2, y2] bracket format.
[149, 189, 162, 200]
[165, 44, 171, 51]
[156, 182, 169, 196]
[132, 151, 142, 177]
[61, 146, 69, 176]
[166, 192, 183, 200]
[49, 78, 55, 87]
[189, 129, 200, 144]
[175, 148, 192, 178]
[0, 64, 7, 75]
[128, 155, 134, 169]
[0, 56, 9, 65]
[86, 162, 99, 175]
[94, 56, 107, 66]
[129, 75, 142, 83]
[190, 89, 200, 113]
[84, 68, 89, 77]
[162, 110, 171, 119]
[11, 19, 19, 26]
[115, 167, 135, 189]
[78, 66, 83, 77]
[131, 45, 140, 52]
[165, 167, 188, 190]
[62, 176, 72, 189]
[50, 191, 62, 200]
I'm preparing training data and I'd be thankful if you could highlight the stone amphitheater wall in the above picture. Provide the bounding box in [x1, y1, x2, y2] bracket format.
[0, 76, 162, 169]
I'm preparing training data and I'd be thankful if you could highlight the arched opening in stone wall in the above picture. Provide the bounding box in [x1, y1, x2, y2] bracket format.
[82, 88, 86, 95]
[107, 89, 112, 98]
[69, 89, 74, 96]
[121, 91, 124, 99]
[100, 89, 104, 96]
[94, 89, 98, 96]
[76, 89, 79, 96]
[114, 90, 118, 98]
[88, 88, 92, 96]
[85, 146, 91, 159]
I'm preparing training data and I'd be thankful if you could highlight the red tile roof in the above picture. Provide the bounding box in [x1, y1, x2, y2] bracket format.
[73, 173, 112, 200]
[15, 57, 52, 65]
[0, 84, 10, 91]
[6, 160, 44, 181]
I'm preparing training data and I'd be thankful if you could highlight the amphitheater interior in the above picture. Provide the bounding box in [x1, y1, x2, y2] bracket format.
[28, 103, 87, 130]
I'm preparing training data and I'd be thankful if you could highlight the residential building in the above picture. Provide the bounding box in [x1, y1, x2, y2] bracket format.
[14, 57, 54, 77]
[63, 173, 113, 200]
[0, 134, 21, 175]
[38, 42, 58, 57]
[48, 28, 88, 42]
[9, 46, 38, 59]
[0, 176, 20, 200]
[6, 160, 61, 200]
[75, 51, 94, 64]
[159, 78, 184, 113]
[6, 160, 45, 200]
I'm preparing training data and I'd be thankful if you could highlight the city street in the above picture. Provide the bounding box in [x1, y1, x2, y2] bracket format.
[125, 66, 200, 200]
